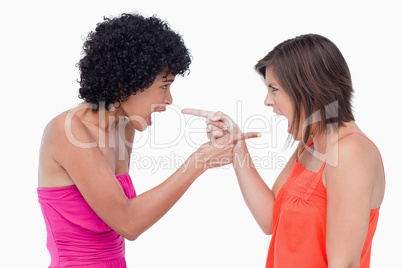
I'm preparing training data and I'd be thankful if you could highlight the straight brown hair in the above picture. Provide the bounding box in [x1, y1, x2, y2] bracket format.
[255, 34, 354, 146]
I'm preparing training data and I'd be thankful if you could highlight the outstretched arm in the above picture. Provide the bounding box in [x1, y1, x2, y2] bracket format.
[182, 108, 297, 235]
[47, 113, 259, 241]
[231, 139, 275, 234]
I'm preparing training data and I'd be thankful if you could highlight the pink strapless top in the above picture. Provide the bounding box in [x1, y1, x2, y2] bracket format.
[37, 174, 136, 268]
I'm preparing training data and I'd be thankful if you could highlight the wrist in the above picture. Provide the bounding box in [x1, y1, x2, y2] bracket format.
[232, 140, 253, 169]
[233, 139, 248, 154]
[186, 152, 209, 175]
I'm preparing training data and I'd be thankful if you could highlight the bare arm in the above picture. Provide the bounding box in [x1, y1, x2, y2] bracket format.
[325, 135, 383, 267]
[182, 108, 299, 235]
[233, 140, 299, 235]
[232, 140, 274, 234]
[47, 113, 256, 241]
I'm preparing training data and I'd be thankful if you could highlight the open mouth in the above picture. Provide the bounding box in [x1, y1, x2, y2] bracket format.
[149, 108, 167, 125]
[273, 110, 291, 133]
[153, 106, 167, 113]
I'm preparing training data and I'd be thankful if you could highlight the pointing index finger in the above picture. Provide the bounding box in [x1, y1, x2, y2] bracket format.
[232, 132, 262, 142]
[181, 108, 213, 118]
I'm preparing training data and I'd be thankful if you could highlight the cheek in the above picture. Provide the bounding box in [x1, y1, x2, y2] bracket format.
[277, 98, 289, 115]
[285, 99, 295, 117]
[126, 101, 151, 117]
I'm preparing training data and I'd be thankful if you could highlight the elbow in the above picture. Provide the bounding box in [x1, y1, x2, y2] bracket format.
[262, 228, 272, 236]
[116, 201, 144, 241]
[120, 229, 141, 241]
[124, 234, 139, 242]
[264, 230, 272, 236]
[259, 223, 273, 236]
[119, 222, 143, 241]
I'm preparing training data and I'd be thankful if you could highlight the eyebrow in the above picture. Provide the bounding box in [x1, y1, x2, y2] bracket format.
[162, 76, 175, 83]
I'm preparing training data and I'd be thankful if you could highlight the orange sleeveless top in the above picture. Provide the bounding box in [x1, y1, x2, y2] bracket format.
[266, 132, 383, 268]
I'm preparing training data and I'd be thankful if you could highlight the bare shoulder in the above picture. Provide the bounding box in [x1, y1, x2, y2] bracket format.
[325, 133, 384, 208]
[42, 112, 66, 140]
[39, 113, 71, 187]
[38, 111, 97, 187]
[328, 133, 382, 171]
[44, 110, 96, 146]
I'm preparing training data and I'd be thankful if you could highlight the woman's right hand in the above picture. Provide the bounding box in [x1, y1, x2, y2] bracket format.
[182, 108, 241, 141]
[194, 131, 260, 169]
[183, 108, 275, 235]
[182, 108, 260, 170]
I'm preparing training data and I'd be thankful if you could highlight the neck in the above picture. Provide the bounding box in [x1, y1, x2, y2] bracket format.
[78, 102, 121, 132]
[309, 121, 359, 158]
[311, 132, 336, 155]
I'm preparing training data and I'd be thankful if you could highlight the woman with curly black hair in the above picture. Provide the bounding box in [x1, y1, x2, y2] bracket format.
[37, 13, 260, 267]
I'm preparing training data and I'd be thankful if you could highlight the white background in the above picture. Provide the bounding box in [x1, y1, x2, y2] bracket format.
[1, 0, 401, 267]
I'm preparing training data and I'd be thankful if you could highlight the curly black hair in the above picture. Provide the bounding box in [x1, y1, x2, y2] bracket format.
[78, 13, 191, 111]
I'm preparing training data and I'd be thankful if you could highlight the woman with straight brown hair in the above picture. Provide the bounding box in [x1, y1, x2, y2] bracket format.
[183, 34, 385, 267]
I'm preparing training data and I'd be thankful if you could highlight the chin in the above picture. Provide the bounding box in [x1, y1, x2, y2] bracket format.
[130, 120, 149, 132]
[135, 126, 148, 132]
[293, 136, 303, 141]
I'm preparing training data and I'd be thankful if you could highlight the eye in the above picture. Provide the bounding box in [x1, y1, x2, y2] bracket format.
[268, 84, 278, 92]
[162, 84, 169, 90]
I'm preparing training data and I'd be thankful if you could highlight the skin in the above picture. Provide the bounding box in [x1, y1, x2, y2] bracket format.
[183, 67, 385, 267]
[38, 73, 260, 241]
[263, 67, 304, 139]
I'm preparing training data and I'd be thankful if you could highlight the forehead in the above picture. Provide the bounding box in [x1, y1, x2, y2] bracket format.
[264, 67, 279, 86]
[155, 72, 176, 83]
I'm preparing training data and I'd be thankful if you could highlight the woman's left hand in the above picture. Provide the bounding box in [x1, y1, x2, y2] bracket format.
[181, 108, 241, 141]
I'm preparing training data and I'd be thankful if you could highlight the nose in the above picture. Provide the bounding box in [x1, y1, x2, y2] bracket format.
[164, 88, 173, 105]
[264, 92, 274, 107]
